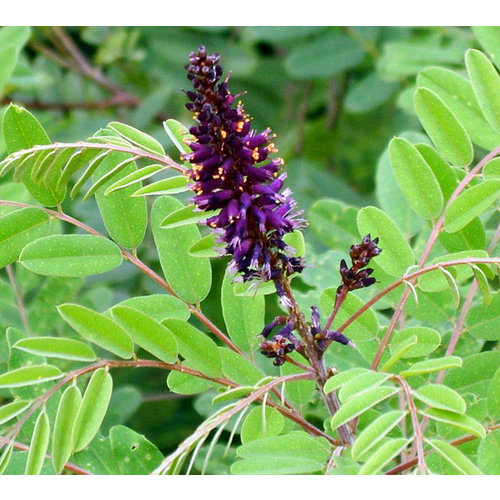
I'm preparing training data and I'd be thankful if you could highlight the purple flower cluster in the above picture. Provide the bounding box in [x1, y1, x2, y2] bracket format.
[258, 307, 353, 364]
[184, 46, 304, 282]
[338, 234, 381, 295]
[310, 306, 353, 351]
[259, 316, 303, 366]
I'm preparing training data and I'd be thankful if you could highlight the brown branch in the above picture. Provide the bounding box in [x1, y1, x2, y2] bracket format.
[5, 264, 31, 336]
[45, 27, 139, 107]
[394, 376, 427, 475]
[0, 437, 93, 475]
[1, 95, 139, 112]
[153, 371, 315, 474]
[385, 423, 500, 475]
[333, 257, 500, 336]
[370, 143, 500, 370]
[278, 277, 355, 446]
[1, 141, 186, 174]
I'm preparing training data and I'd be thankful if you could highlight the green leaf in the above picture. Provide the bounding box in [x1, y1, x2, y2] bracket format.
[345, 73, 398, 114]
[465, 49, 500, 133]
[352, 411, 406, 461]
[414, 87, 473, 167]
[331, 386, 399, 429]
[14, 337, 96, 362]
[324, 368, 369, 394]
[357, 206, 414, 277]
[109, 425, 163, 474]
[163, 119, 194, 155]
[0, 47, 19, 95]
[413, 384, 466, 414]
[241, 406, 284, 444]
[472, 264, 492, 306]
[338, 372, 390, 403]
[0, 207, 50, 269]
[418, 249, 489, 292]
[427, 439, 482, 475]
[2, 104, 65, 206]
[420, 408, 486, 439]
[221, 270, 264, 354]
[280, 353, 315, 410]
[466, 292, 500, 341]
[283, 230, 305, 258]
[236, 431, 330, 462]
[107, 122, 165, 156]
[308, 199, 359, 250]
[417, 67, 500, 150]
[381, 336, 418, 372]
[444, 180, 500, 233]
[25, 411, 50, 475]
[112, 294, 189, 323]
[0, 365, 62, 388]
[219, 347, 264, 386]
[73, 368, 113, 452]
[378, 41, 465, 80]
[160, 204, 219, 229]
[477, 429, 500, 474]
[487, 366, 500, 420]
[188, 234, 224, 257]
[444, 352, 500, 422]
[483, 157, 500, 179]
[389, 137, 443, 219]
[320, 288, 379, 341]
[375, 134, 426, 239]
[166, 367, 216, 395]
[0, 442, 14, 475]
[285, 34, 364, 79]
[104, 164, 166, 194]
[52, 385, 82, 474]
[19, 234, 123, 277]
[152, 196, 211, 303]
[91, 152, 148, 248]
[132, 175, 189, 197]
[0, 400, 30, 425]
[358, 438, 410, 475]
[391, 327, 441, 358]
[162, 318, 221, 377]
[212, 386, 254, 404]
[58, 303, 134, 359]
[71, 434, 119, 475]
[111, 306, 178, 363]
[400, 356, 462, 378]
[232, 456, 324, 475]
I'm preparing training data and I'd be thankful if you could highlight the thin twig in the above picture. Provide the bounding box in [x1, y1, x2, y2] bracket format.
[0, 437, 93, 475]
[325, 286, 347, 331]
[47, 27, 139, 107]
[153, 372, 315, 474]
[385, 423, 500, 475]
[1, 141, 186, 174]
[394, 376, 427, 475]
[331, 257, 500, 334]
[5, 264, 31, 336]
[278, 277, 355, 446]
[370, 143, 500, 370]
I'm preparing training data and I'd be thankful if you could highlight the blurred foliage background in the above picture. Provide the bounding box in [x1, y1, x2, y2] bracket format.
[0, 26, 485, 458]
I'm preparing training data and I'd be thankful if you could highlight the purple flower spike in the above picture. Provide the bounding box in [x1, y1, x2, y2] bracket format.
[338, 235, 381, 294]
[184, 46, 305, 283]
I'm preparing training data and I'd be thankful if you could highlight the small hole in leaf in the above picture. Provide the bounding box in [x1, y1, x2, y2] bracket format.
[130, 443, 139, 451]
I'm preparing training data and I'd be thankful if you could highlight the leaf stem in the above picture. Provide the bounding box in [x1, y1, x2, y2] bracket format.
[370, 143, 500, 370]
[394, 376, 427, 475]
